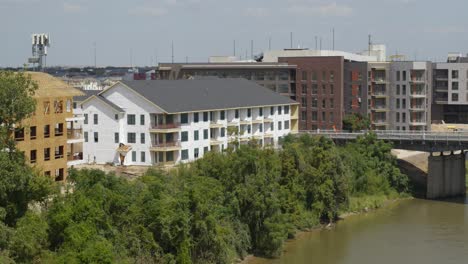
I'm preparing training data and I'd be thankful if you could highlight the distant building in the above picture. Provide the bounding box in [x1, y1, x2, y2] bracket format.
[15, 72, 84, 181]
[80, 79, 299, 166]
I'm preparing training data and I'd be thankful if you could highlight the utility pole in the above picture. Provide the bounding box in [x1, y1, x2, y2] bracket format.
[368, 34, 372, 56]
[319, 37, 322, 51]
[315, 36, 318, 50]
[250, 40, 254, 59]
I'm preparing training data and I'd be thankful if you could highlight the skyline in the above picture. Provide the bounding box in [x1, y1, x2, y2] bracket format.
[2, 0, 468, 67]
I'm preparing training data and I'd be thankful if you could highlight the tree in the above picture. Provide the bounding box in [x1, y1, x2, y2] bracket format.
[0, 71, 38, 153]
[342, 113, 371, 132]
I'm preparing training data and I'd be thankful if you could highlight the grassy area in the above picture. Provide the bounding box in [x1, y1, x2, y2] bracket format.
[342, 192, 409, 215]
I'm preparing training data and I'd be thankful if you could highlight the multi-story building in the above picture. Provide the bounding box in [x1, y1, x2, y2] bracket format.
[432, 54, 468, 123]
[80, 78, 298, 165]
[368, 62, 391, 130]
[278, 56, 345, 130]
[15, 72, 84, 181]
[389, 62, 432, 131]
[156, 63, 297, 100]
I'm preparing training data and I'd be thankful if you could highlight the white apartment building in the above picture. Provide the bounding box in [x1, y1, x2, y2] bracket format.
[389, 62, 432, 131]
[80, 79, 299, 166]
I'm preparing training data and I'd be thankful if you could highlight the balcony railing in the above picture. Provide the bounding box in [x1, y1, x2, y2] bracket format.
[67, 152, 83, 161]
[151, 141, 181, 148]
[151, 123, 180, 129]
[67, 128, 83, 139]
[54, 129, 64, 136]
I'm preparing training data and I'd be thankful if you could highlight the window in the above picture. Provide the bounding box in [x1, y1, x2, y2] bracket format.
[259, 108, 263, 117]
[141, 152, 146, 162]
[114, 133, 119, 143]
[278, 106, 282, 115]
[402, 71, 407, 81]
[396, 85, 400, 95]
[247, 108, 251, 117]
[140, 133, 145, 144]
[221, 128, 226, 137]
[396, 71, 400, 81]
[55, 169, 64, 182]
[452, 93, 459, 102]
[259, 124, 263, 132]
[235, 109, 239, 119]
[93, 114, 98, 125]
[127, 114, 136, 125]
[181, 113, 189, 124]
[301, 83, 307, 95]
[301, 111, 307, 121]
[312, 111, 318, 121]
[330, 99, 334, 108]
[30, 126, 37, 140]
[194, 130, 199, 141]
[270, 107, 274, 115]
[402, 99, 406, 109]
[402, 85, 406, 95]
[115, 114, 119, 120]
[301, 97, 307, 107]
[302, 71, 307, 81]
[94, 132, 99, 143]
[284, 121, 290, 130]
[132, 151, 136, 162]
[30, 150, 37, 163]
[181, 131, 189, 142]
[54, 100, 63, 113]
[284, 106, 289, 114]
[402, 113, 406, 123]
[329, 112, 334, 122]
[330, 84, 334, 95]
[322, 84, 327, 94]
[194, 113, 199, 123]
[278, 121, 282, 130]
[127, 133, 136, 143]
[330, 71, 335, 82]
[84, 132, 88, 142]
[84, 114, 88, 124]
[322, 71, 327, 81]
[312, 98, 318, 108]
[247, 125, 251, 134]
[452, 70, 459, 79]
[44, 148, 50, 161]
[311, 71, 317, 81]
[44, 101, 50, 115]
[54, 146, 64, 159]
[396, 99, 400, 109]
[210, 111, 214, 121]
[140, 115, 145, 125]
[204, 147, 209, 153]
[220, 111, 225, 120]
[203, 112, 209, 122]
[194, 148, 200, 158]
[452, 81, 459, 90]
[270, 122, 274, 131]
[322, 99, 326, 108]
[311, 84, 318, 94]
[396, 112, 400, 122]
[55, 123, 64, 136]
[322, 111, 326, 122]
[203, 129, 209, 139]
[181, 149, 189, 160]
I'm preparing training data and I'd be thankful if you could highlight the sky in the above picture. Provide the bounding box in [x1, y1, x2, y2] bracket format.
[1, 0, 468, 67]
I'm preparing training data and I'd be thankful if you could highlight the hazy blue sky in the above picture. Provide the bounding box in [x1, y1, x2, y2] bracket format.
[1, 0, 468, 67]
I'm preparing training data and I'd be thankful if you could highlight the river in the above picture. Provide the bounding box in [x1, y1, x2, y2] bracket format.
[249, 197, 468, 264]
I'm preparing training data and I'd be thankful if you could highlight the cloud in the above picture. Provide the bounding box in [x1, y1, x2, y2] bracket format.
[424, 26, 467, 34]
[243, 7, 270, 18]
[128, 6, 168, 17]
[63, 3, 82, 13]
[288, 2, 353, 16]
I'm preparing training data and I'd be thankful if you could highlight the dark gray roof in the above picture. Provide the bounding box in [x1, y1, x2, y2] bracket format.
[74, 89, 101, 102]
[119, 79, 297, 113]
[96, 95, 125, 112]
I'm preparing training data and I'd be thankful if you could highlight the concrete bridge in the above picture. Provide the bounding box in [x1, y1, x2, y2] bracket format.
[299, 130, 467, 199]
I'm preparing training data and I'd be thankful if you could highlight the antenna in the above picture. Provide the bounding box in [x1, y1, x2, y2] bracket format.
[319, 37, 322, 51]
[290, 32, 293, 49]
[93, 41, 97, 68]
[332, 28, 335, 50]
[250, 40, 253, 59]
[171, 41, 174, 63]
[233, 40, 236, 56]
[28, 33, 51, 71]
[315, 36, 318, 50]
[368, 34, 372, 56]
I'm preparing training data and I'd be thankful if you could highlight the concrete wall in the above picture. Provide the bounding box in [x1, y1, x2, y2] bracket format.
[427, 152, 466, 199]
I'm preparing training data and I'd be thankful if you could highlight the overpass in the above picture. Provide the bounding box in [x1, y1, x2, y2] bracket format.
[299, 130, 467, 199]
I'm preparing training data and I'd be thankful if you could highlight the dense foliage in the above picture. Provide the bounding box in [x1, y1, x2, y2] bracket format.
[342, 113, 371, 132]
[0, 134, 409, 263]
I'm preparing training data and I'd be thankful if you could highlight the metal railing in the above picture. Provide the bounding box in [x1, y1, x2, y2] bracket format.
[151, 123, 180, 129]
[151, 141, 181, 148]
[67, 128, 82, 139]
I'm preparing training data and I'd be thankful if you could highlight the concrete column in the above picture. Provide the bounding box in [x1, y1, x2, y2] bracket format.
[427, 151, 466, 199]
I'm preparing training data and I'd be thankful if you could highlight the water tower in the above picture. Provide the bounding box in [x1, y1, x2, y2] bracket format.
[28, 33, 50, 71]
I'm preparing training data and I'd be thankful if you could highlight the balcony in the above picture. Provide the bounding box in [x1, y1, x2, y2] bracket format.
[263, 118, 274, 123]
[67, 128, 83, 140]
[150, 123, 181, 133]
[150, 141, 181, 151]
[371, 91, 388, 98]
[209, 121, 224, 128]
[252, 118, 263, 124]
[227, 120, 239, 126]
[410, 91, 426, 98]
[435, 86, 448, 92]
[372, 78, 388, 84]
[371, 105, 389, 112]
[67, 152, 83, 161]
[435, 75, 448, 81]
[239, 120, 251, 125]
[210, 138, 224, 145]
[409, 119, 426, 126]
[434, 96, 448, 104]
[409, 105, 426, 112]
[410, 77, 425, 84]
[264, 133, 274, 138]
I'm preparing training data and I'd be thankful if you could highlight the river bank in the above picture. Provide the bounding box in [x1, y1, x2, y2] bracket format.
[241, 194, 410, 264]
